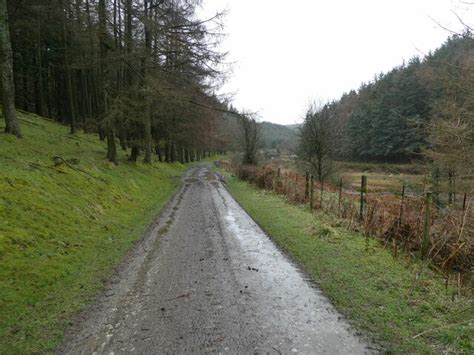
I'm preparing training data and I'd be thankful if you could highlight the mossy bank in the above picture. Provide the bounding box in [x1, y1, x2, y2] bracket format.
[0, 112, 189, 353]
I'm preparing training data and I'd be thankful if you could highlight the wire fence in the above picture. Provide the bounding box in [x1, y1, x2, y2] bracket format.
[222, 161, 474, 291]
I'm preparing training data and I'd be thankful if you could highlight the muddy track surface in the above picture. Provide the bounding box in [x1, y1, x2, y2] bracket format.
[59, 165, 376, 354]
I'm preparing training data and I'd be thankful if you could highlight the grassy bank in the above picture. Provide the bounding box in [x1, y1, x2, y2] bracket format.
[225, 175, 473, 353]
[0, 112, 189, 353]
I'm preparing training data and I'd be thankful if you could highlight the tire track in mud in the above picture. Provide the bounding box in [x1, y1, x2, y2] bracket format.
[59, 165, 377, 354]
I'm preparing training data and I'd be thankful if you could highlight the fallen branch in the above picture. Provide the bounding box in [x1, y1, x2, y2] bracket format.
[52, 156, 108, 183]
[441, 242, 465, 269]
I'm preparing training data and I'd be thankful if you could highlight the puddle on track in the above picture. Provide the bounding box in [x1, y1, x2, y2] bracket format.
[59, 165, 377, 355]
[210, 172, 376, 354]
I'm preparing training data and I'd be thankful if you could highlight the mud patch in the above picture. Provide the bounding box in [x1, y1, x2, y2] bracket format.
[158, 226, 169, 235]
[204, 172, 216, 180]
[185, 178, 198, 183]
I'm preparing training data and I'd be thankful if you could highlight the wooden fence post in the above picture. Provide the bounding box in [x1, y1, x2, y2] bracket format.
[272, 170, 276, 191]
[421, 192, 432, 259]
[277, 168, 281, 192]
[310, 175, 314, 210]
[338, 178, 343, 213]
[294, 173, 298, 199]
[398, 184, 405, 230]
[305, 171, 309, 200]
[360, 175, 367, 221]
[432, 166, 440, 208]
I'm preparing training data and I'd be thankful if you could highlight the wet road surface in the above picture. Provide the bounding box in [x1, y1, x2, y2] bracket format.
[60, 165, 375, 354]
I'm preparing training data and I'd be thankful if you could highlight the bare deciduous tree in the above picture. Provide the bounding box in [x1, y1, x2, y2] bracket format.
[298, 101, 337, 203]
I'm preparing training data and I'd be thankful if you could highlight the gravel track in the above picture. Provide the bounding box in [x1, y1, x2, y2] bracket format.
[59, 165, 375, 354]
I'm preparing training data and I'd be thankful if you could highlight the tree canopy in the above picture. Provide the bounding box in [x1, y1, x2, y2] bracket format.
[321, 33, 474, 164]
[5, 0, 230, 163]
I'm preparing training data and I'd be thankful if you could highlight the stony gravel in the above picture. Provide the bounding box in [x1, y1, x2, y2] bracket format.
[59, 165, 376, 354]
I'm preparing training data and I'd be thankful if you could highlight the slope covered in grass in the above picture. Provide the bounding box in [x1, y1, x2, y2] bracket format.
[224, 175, 473, 354]
[0, 112, 187, 353]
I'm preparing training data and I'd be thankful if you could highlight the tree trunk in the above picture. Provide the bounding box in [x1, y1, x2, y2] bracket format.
[129, 145, 140, 163]
[46, 62, 53, 118]
[106, 128, 118, 164]
[165, 139, 170, 163]
[60, 0, 76, 134]
[142, 0, 153, 164]
[156, 144, 163, 162]
[144, 111, 152, 163]
[0, 0, 21, 137]
[185, 149, 190, 163]
[34, 7, 44, 116]
[119, 130, 128, 150]
[179, 147, 185, 164]
[170, 142, 176, 162]
[19, 53, 28, 110]
[124, 0, 132, 86]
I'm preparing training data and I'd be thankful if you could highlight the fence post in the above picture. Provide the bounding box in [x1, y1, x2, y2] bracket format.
[294, 173, 298, 199]
[277, 168, 281, 192]
[305, 171, 309, 200]
[360, 175, 367, 221]
[272, 169, 276, 191]
[421, 192, 432, 259]
[462, 193, 467, 211]
[338, 178, 343, 213]
[310, 175, 314, 210]
[432, 167, 440, 208]
[398, 184, 405, 229]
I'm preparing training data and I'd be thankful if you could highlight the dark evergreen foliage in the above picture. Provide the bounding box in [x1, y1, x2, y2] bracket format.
[327, 33, 474, 162]
[5, 0, 229, 162]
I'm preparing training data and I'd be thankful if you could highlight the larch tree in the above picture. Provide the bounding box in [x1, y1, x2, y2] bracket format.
[0, 0, 21, 137]
[4, 0, 230, 162]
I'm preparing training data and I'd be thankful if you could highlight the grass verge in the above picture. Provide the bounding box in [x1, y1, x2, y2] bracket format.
[0, 112, 189, 353]
[225, 174, 473, 354]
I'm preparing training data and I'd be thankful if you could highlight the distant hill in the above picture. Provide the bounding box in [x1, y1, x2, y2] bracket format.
[284, 123, 302, 133]
[259, 121, 298, 152]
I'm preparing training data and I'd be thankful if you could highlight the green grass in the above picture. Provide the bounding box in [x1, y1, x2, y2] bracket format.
[0, 112, 191, 353]
[225, 175, 473, 354]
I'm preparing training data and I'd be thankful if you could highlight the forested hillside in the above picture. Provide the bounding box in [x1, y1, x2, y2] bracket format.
[4, 0, 229, 162]
[259, 121, 297, 152]
[322, 34, 474, 164]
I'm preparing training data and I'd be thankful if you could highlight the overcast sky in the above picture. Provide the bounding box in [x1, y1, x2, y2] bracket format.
[199, 1, 470, 125]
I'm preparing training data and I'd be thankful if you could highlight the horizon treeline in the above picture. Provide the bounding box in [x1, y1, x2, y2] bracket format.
[319, 33, 474, 164]
[6, 0, 230, 163]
